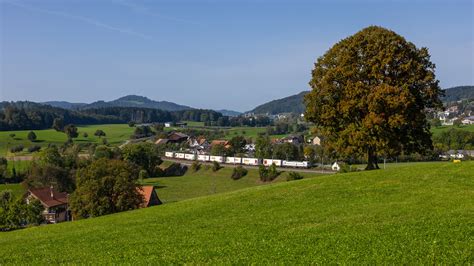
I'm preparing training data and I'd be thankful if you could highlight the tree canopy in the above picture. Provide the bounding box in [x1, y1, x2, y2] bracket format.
[304, 26, 443, 169]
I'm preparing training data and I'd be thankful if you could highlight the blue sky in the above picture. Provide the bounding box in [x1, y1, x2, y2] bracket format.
[1, 0, 473, 111]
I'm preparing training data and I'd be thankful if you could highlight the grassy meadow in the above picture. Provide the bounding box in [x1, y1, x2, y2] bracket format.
[0, 161, 472, 264]
[0, 183, 24, 197]
[143, 163, 322, 203]
[0, 124, 134, 156]
[431, 124, 474, 136]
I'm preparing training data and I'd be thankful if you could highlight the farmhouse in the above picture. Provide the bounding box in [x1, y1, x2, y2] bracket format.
[461, 116, 474, 125]
[211, 140, 231, 149]
[137, 186, 162, 207]
[281, 135, 303, 145]
[167, 132, 189, 143]
[27, 186, 70, 223]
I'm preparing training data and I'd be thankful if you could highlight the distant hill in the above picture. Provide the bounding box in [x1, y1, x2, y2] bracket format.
[82, 95, 192, 111]
[248, 91, 308, 115]
[442, 86, 474, 102]
[43, 101, 87, 110]
[216, 109, 242, 117]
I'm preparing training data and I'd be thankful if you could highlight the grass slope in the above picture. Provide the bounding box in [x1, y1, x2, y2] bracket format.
[1, 162, 473, 264]
[431, 124, 474, 137]
[143, 165, 321, 203]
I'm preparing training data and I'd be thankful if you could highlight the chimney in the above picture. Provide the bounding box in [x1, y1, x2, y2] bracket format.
[50, 185, 54, 199]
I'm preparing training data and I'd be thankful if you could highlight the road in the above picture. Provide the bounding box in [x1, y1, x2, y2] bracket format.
[163, 158, 336, 174]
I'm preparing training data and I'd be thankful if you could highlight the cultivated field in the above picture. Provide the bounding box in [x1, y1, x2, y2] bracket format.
[1, 161, 472, 264]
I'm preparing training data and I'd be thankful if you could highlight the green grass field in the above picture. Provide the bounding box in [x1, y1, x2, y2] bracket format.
[142, 165, 322, 203]
[1, 161, 472, 264]
[0, 124, 134, 156]
[0, 183, 24, 197]
[431, 124, 474, 136]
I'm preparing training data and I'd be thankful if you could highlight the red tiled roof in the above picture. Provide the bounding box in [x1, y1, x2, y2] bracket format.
[211, 140, 228, 146]
[168, 132, 189, 141]
[137, 186, 155, 207]
[28, 187, 68, 208]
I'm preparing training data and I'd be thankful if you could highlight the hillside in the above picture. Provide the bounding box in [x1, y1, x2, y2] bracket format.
[248, 85, 474, 115]
[42, 101, 87, 110]
[249, 91, 308, 115]
[442, 86, 474, 102]
[216, 109, 242, 117]
[1, 162, 472, 264]
[82, 95, 192, 111]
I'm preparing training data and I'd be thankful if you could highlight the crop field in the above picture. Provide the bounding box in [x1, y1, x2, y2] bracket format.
[0, 124, 134, 156]
[1, 161, 472, 264]
[142, 164, 322, 203]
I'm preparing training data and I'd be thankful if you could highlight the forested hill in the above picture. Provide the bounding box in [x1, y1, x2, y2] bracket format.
[82, 95, 192, 111]
[248, 85, 474, 115]
[248, 91, 309, 115]
[43, 95, 192, 112]
[0, 102, 222, 131]
[442, 86, 474, 102]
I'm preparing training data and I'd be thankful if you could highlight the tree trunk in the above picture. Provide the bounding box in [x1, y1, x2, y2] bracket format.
[366, 147, 377, 170]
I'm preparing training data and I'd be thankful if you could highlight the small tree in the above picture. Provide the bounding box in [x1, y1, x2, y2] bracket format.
[9, 133, 15, 139]
[128, 121, 135, 127]
[212, 161, 221, 172]
[64, 124, 79, 141]
[287, 172, 303, 181]
[52, 118, 64, 131]
[83, 132, 89, 138]
[191, 161, 201, 172]
[258, 165, 269, 182]
[94, 129, 106, 138]
[231, 166, 247, 180]
[27, 131, 37, 142]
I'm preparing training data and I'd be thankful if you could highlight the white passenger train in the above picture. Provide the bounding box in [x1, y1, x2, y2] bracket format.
[165, 152, 310, 168]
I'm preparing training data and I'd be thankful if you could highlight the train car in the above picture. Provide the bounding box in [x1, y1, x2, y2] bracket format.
[226, 157, 242, 164]
[242, 158, 260, 166]
[165, 152, 174, 158]
[184, 154, 196, 160]
[296, 161, 310, 168]
[283, 160, 310, 168]
[210, 156, 225, 163]
[197, 154, 210, 162]
[282, 160, 297, 167]
[262, 159, 282, 167]
[175, 153, 185, 159]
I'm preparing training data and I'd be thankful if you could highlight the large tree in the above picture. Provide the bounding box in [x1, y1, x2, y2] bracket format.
[304, 26, 443, 170]
[69, 159, 143, 218]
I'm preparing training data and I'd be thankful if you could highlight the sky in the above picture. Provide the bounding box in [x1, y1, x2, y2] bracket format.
[0, 0, 473, 112]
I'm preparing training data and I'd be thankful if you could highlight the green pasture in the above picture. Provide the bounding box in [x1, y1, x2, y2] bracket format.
[142, 165, 321, 203]
[1, 161, 472, 264]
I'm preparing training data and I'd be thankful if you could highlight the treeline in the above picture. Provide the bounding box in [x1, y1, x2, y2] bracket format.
[0, 102, 223, 131]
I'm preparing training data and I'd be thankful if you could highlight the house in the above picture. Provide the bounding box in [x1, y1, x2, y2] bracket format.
[137, 186, 162, 208]
[211, 140, 231, 149]
[155, 138, 169, 145]
[164, 122, 173, 128]
[245, 143, 256, 152]
[332, 162, 341, 171]
[27, 186, 70, 223]
[167, 132, 189, 143]
[188, 136, 210, 150]
[462, 116, 474, 125]
[307, 136, 321, 145]
[281, 135, 303, 145]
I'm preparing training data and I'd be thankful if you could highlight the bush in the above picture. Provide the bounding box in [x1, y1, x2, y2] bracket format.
[163, 163, 188, 177]
[259, 163, 279, 182]
[268, 163, 279, 180]
[83, 132, 89, 138]
[231, 166, 247, 180]
[10, 145, 24, 153]
[191, 161, 201, 172]
[212, 161, 221, 172]
[139, 169, 149, 180]
[28, 145, 41, 153]
[287, 172, 303, 181]
[27, 131, 37, 142]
